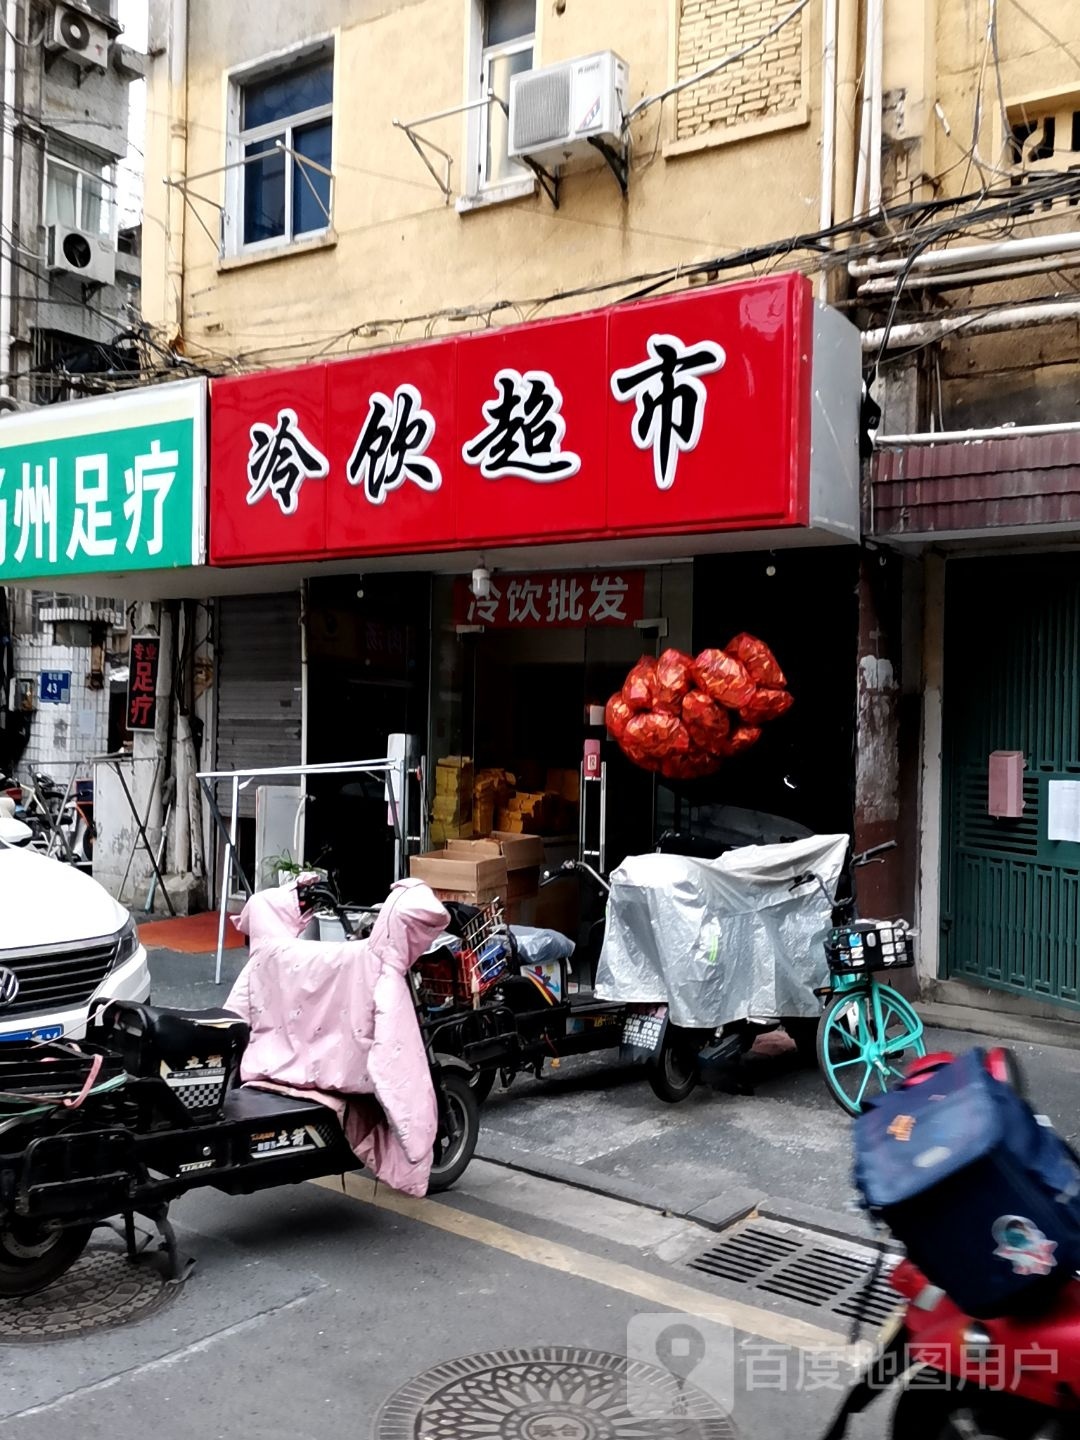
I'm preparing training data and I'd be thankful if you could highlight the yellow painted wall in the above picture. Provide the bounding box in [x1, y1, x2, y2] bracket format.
[143, 0, 1080, 426]
[143, 0, 833, 368]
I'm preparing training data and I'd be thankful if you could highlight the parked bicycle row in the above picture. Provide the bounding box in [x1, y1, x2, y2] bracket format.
[0, 766, 94, 864]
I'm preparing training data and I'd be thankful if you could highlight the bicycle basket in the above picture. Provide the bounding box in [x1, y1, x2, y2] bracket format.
[825, 919, 914, 975]
[415, 899, 511, 1010]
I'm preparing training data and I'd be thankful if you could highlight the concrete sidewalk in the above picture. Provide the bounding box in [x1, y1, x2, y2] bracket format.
[145, 943, 1080, 1242]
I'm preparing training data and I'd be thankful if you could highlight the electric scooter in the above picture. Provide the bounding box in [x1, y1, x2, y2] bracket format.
[822, 1049, 1078, 1439]
[0, 921, 480, 1298]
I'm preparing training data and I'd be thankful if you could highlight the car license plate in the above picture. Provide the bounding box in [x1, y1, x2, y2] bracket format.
[0, 1025, 63, 1044]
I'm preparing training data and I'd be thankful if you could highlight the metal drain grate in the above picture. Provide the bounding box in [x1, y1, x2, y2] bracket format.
[688, 1219, 898, 1328]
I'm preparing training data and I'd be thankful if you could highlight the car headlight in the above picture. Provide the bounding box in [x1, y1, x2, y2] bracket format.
[114, 915, 140, 968]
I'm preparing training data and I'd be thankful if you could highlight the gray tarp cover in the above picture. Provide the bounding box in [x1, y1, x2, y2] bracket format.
[594, 834, 849, 1027]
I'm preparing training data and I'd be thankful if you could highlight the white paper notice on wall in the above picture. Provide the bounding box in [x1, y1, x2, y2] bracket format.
[1047, 780, 1080, 842]
[74, 706, 98, 740]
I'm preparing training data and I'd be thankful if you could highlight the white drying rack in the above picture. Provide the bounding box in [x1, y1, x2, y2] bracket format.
[197, 755, 418, 983]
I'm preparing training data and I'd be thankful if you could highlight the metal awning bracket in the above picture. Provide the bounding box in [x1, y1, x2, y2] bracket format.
[393, 92, 506, 205]
[519, 156, 560, 209]
[587, 135, 629, 199]
[161, 177, 223, 251]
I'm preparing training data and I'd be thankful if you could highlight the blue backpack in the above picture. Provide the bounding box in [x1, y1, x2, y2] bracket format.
[854, 1049, 1080, 1317]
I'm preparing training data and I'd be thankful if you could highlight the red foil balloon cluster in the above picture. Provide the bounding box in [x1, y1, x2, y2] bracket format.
[605, 636, 794, 780]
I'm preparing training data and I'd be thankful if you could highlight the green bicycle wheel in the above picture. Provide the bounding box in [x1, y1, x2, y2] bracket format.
[816, 980, 926, 1116]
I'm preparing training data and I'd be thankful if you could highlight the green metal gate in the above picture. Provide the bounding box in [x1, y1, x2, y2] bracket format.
[942, 556, 1080, 1008]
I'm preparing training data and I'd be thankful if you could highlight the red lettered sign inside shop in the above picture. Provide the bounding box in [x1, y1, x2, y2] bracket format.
[126, 635, 160, 732]
[451, 570, 646, 628]
[209, 273, 815, 566]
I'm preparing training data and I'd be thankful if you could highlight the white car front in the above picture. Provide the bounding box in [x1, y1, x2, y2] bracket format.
[0, 844, 150, 1043]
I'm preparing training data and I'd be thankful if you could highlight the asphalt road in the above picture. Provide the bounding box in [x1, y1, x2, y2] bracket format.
[1, 1160, 891, 1440]
[5, 945, 1078, 1437]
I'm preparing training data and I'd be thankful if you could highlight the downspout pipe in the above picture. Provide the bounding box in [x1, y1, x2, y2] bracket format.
[0, 0, 19, 398]
[867, 0, 884, 215]
[165, 0, 188, 342]
[817, 0, 838, 301]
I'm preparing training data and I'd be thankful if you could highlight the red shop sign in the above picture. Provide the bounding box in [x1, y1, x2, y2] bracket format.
[452, 570, 645, 628]
[209, 273, 825, 566]
[126, 634, 160, 732]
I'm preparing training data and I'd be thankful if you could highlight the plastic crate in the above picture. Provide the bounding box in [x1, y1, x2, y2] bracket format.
[825, 919, 915, 975]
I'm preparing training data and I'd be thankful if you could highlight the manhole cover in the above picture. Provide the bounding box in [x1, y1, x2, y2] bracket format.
[0, 1245, 176, 1343]
[687, 1219, 899, 1329]
[376, 1346, 738, 1439]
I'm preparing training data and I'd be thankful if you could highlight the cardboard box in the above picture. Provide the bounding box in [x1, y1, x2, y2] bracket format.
[546, 768, 581, 805]
[411, 845, 508, 902]
[510, 882, 579, 934]
[434, 885, 504, 909]
[490, 833, 545, 870]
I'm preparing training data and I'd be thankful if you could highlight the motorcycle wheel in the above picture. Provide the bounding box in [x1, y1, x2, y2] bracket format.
[0, 1220, 93, 1298]
[647, 1025, 701, 1104]
[427, 1070, 479, 1193]
[469, 1067, 496, 1105]
[891, 1381, 1047, 1438]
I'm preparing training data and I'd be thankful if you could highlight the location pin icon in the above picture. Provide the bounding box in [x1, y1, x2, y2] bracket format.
[654, 1321, 707, 1384]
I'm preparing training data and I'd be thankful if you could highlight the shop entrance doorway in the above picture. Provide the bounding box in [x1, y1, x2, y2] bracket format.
[305, 574, 431, 902]
[428, 565, 691, 939]
[467, 623, 657, 872]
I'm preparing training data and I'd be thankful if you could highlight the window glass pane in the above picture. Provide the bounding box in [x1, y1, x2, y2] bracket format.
[485, 47, 532, 183]
[484, 0, 535, 45]
[293, 119, 332, 234]
[81, 170, 107, 234]
[46, 164, 78, 228]
[243, 138, 286, 243]
[242, 58, 333, 131]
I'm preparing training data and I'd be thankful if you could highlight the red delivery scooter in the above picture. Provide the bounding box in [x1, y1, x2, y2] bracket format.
[822, 1048, 1079, 1439]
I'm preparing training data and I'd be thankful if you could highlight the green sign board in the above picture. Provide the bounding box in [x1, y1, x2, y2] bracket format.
[0, 379, 206, 582]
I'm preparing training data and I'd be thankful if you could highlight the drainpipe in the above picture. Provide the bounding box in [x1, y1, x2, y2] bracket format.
[816, 0, 838, 301]
[832, 0, 860, 227]
[850, 230, 1080, 279]
[852, 0, 879, 216]
[165, 0, 189, 342]
[867, 0, 884, 214]
[861, 300, 1080, 352]
[876, 419, 1080, 446]
[0, 0, 19, 398]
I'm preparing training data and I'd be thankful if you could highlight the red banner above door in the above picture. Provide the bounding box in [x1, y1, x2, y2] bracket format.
[451, 570, 646, 628]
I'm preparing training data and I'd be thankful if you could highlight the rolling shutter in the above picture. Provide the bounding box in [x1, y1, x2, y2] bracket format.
[215, 593, 302, 817]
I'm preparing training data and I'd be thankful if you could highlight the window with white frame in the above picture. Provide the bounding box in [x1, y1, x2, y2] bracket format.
[473, 0, 535, 192]
[231, 50, 333, 253]
[45, 141, 113, 237]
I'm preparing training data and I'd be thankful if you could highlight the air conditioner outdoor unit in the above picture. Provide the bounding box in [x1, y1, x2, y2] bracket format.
[47, 224, 116, 287]
[508, 51, 629, 171]
[46, 4, 109, 71]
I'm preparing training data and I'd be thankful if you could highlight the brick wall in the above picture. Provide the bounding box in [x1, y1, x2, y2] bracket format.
[676, 0, 805, 142]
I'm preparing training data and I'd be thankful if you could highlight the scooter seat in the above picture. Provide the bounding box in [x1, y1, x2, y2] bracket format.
[100, 1001, 250, 1063]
